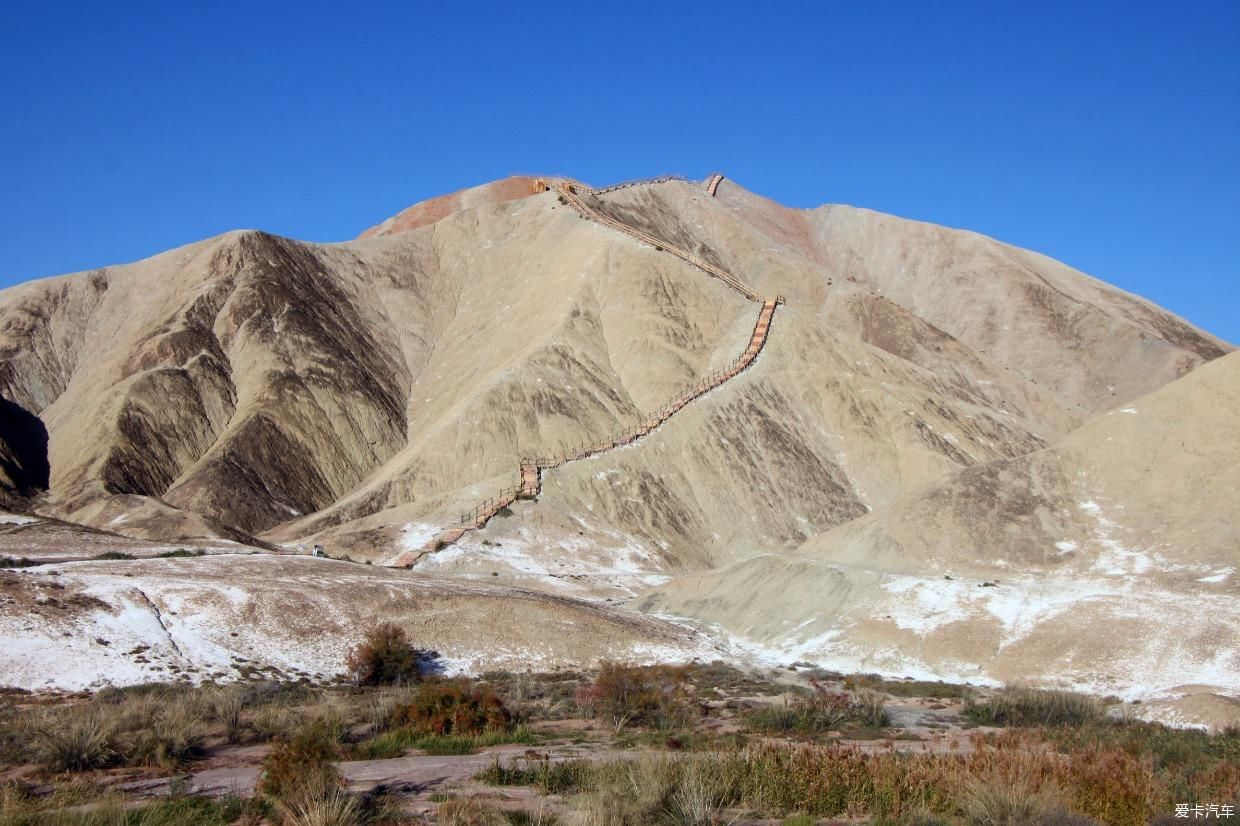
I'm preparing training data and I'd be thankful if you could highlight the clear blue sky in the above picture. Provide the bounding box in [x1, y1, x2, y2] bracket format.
[2, 2, 1237, 343]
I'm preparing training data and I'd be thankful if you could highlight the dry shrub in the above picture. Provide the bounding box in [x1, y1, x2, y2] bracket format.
[127, 701, 206, 767]
[1066, 745, 1155, 826]
[569, 753, 745, 825]
[665, 757, 732, 825]
[253, 705, 301, 742]
[745, 680, 889, 736]
[345, 622, 431, 686]
[33, 708, 115, 772]
[574, 662, 696, 732]
[962, 775, 1069, 825]
[260, 721, 342, 804]
[285, 783, 365, 826]
[436, 795, 510, 826]
[388, 679, 511, 736]
[364, 685, 417, 735]
[208, 685, 248, 744]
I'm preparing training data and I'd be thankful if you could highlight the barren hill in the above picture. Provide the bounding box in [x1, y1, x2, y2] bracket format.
[639, 351, 1240, 705]
[0, 174, 1233, 700]
[0, 176, 1225, 560]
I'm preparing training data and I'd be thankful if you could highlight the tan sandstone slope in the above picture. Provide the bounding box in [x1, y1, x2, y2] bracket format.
[0, 175, 1225, 572]
[639, 351, 1240, 701]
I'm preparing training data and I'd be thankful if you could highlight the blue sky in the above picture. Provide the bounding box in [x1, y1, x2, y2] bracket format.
[2, 2, 1237, 343]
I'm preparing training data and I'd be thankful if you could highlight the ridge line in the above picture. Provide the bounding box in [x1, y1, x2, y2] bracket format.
[392, 174, 785, 567]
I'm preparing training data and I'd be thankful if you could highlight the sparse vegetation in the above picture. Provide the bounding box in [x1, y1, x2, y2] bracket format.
[0, 556, 36, 568]
[965, 686, 1103, 728]
[478, 755, 592, 795]
[843, 672, 969, 699]
[92, 551, 134, 560]
[0, 665, 1235, 825]
[436, 795, 510, 826]
[743, 679, 888, 736]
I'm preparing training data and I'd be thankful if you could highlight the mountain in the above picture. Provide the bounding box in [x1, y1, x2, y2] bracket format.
[0, 174, 1232, 704]
[639, 351, 1240, 703]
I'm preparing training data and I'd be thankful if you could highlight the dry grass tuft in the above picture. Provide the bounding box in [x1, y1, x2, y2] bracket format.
[965, 687, 1103, 728]
[33, 709, 114, 772]
[436, 795, 510, 825]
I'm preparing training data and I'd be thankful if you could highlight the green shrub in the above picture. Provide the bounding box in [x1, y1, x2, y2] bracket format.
[353, 725, 532, 759]
[0, 793, 269, 825]
[478, 756, 592, 794]
[965, 687, 1103, 728]
[92, 551, 134, 560]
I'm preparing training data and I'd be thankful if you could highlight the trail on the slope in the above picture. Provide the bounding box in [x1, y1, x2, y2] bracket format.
[394, 175, 782, 567]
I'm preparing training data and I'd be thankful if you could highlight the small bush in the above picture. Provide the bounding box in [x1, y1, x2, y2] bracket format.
[252, 706, 301, 742]
[34, 710, 115, 772]
[574, 662, 696, 732]
[207, 685, 247, 744]
[155, 548, 206, 558]
[388, 679, 511, 736]
[284, 783, 364, 826]
[126, 703, 205, 767]
[855, 689, 891, 728]
[93, 551, 134, 560]
[965, 687, 1103, 728]
[963, 776, 1069, 825]
[260, 721, 342, 803]
[345, 622, 432, 686]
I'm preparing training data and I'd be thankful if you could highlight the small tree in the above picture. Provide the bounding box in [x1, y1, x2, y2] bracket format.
[345, 622, 429, 686]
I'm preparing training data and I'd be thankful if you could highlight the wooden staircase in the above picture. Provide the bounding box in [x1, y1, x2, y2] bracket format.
[557, 181, 762, 303]
[392, 175, 784, 567]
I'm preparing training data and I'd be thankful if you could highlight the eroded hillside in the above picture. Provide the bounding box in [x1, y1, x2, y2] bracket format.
[0, 175, 1234, 704]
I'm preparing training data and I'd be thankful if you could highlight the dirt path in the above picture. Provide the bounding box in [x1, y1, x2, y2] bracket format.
[118, 744, 633, 799]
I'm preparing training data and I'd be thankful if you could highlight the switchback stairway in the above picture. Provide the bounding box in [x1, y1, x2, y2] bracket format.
[391, 174, 783, 567]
